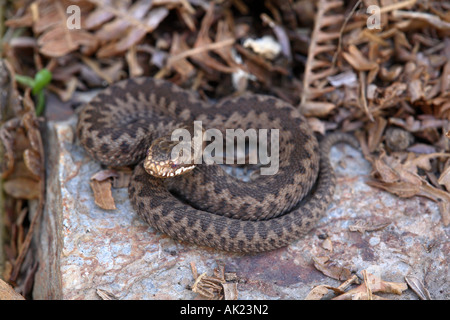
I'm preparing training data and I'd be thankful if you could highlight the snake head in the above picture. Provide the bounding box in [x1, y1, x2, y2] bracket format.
[143, 135, 196, 178]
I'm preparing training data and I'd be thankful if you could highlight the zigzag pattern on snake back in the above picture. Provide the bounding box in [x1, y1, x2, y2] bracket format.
[76, 77, 359, 253]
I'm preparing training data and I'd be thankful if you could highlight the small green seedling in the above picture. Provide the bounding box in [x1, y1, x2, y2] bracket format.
[15, 68, 52, 116]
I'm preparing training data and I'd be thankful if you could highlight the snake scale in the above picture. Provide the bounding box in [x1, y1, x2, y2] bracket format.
[77, 77, 358, 253]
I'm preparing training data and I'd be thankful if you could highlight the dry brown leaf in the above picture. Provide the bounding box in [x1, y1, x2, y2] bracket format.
[349, 219, 391, 233]
[407, 143, 437, 154]
[385, 127, 414, 152]
[371, 153, 401, 183]
[111, 169, 133, 189]
[306, 117, 326, 134]
[91, 169, 119, 182]
[300, 101, 336, 117]
[90, 168, 131, 189]
[304, 285, 331, 300]
[91, 0, 153, 42]
[392, 10, 450, 30]
[83, 0, 123, 29]
[367, 117, 387, 152]
[408, 78, 425, 103]
[126, 46, 143, 77]
[81, 56, 124, 84]
[2, 88, 46, 285]
[190, 263, 237, 300]
[405, 274, 432, 300]
[437, 165, 450, 191]
[3, 177, 40, 200]
[214, 20, 241, 70]
[305, 274, 358, 300]
[333, 269, 407, 300]
[417, 183, 450, 226]
[95, 4, 169, 58]
[0, 279, 25, 300]
[222, 283, 238, 300]
[373, 278, 408, 295]
[369, 151, 450, 225]
[6, 0, 99, 57]
[367, 180, 421, 198]
[234, 44, 277, 86]
[322, 238, 333, 251]
[312, 256, 352, 281]
[0, 118, 19, 179]
[188, 3, 236, 74]
[6, 0, 176, 58]
[38, 25, 98, 57]
[300, 0, 344, 112]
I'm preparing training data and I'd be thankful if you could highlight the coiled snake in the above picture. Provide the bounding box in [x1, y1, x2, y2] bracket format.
[77, 77, 358, 253]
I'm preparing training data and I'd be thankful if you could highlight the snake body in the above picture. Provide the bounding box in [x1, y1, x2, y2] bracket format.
[77, 77, 358, 253]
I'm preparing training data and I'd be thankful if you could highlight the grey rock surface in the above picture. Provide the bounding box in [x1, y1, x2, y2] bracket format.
[32, 117, 449, 299]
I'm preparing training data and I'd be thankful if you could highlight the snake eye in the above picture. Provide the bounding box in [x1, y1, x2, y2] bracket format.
[170, 162, 178, 169]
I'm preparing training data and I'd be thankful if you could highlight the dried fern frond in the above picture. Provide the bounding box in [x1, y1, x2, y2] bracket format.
[300, 0, 345, 117]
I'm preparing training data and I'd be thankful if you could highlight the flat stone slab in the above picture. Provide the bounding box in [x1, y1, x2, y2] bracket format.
[32, 117, 449, 299]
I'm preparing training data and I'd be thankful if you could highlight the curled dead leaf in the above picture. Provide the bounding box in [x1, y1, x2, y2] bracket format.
[300, 101, 336, 117]
[0, 279, 25, 300]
